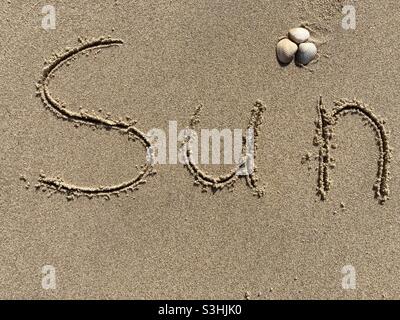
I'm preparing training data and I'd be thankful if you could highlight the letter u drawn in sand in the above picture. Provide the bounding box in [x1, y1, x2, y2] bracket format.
[36, 37, 155, 200]
[315, 97, 391, 204]
[181, 100, 266, 197]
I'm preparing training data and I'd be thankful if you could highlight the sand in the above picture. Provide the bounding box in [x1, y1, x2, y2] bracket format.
[1, 0, 400, 299]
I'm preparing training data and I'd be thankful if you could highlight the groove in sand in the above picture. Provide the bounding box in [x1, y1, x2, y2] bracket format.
[36, 37, 155, 200]
[182, 100, 266, 197]
[315, 97, 391, 204]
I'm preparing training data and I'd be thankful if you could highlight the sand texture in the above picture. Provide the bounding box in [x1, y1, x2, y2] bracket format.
[1, 0, 400, 299]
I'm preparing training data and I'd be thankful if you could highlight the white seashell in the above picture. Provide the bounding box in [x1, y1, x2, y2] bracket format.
[296, 42, 317, 65]
[276, 38, 298, 64]
[288, 27, 310, 44]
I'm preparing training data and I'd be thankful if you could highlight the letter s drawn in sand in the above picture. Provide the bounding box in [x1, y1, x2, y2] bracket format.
[36, 37, 156, 200]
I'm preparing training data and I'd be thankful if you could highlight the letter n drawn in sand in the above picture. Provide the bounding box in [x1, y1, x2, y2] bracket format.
[314, 97, 391, 204]
[36, 37, 156, 200]
[181, 100, 266, 197]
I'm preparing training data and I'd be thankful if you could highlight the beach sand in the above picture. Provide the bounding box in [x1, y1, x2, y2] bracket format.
[1, 0, 400, 299]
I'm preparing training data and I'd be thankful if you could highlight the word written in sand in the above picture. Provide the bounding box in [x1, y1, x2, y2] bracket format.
[35, 37, 392, 204]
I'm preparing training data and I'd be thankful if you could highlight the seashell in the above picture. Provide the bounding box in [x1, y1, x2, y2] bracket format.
[288, 27, 310, 44]
[295, 42, 317, 65]
[276, 38, 298, 64]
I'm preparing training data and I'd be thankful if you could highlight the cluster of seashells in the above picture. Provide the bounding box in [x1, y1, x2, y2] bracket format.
[276, 27, 317, 66]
